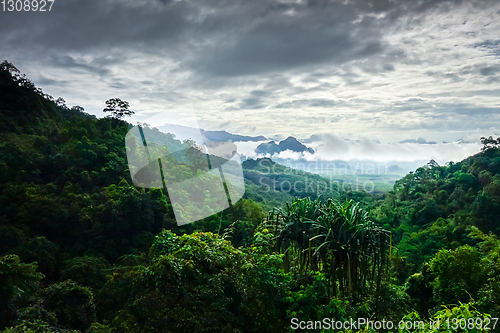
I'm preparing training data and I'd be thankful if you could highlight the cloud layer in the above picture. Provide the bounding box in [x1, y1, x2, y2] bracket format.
[236, 135, 482, 165]
[1, 0, 500, 144]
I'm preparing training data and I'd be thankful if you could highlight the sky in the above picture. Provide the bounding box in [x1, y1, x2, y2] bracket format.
[1, 0, 500, 162]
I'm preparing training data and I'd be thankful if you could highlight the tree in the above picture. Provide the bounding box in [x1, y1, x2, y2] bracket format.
[0, 60, 20, 77]
[60, 256, 109, 291]
[272, 198, 391, 301]
[56, 97, 67, 108]
[107, 230, 290, 332]
[103, 98, 134, 120]
[480, 136, 500, 152]
[183, 139, 208, 171]
[0, 60, 37, 92]
[0, 255, 44, 329]
[428, 245, 486, 305]
[40, 280, 96, 332]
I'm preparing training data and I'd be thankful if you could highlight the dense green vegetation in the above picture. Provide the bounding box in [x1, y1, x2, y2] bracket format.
[242, 157, 340, 210]
[374, 152, 500, 272]
[1, 61, 500, 332]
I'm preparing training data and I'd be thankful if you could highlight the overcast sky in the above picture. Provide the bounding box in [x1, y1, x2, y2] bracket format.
[2, 0, 500, 148]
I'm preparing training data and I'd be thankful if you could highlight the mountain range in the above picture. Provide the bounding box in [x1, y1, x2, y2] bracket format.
[255, 137, 314, 155]
[153, 123, 267, 143]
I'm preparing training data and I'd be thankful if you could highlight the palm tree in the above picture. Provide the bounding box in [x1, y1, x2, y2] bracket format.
[270, 198, 390, 301]
[311, 199, 390, 300]
[272, 197, 322, 272]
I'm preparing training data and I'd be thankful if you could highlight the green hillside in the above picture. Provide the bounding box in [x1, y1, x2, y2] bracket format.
[374, 152, 500, 271]
[2, 62, 500, 332]
[242, 157, 340, 210]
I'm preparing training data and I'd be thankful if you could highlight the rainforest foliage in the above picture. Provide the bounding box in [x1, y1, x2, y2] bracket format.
[1, 61, 500, 332]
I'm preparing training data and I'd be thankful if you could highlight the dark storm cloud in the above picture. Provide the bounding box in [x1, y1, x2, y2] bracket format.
[0, 0, 195, 52]
[49, 55, 110, 76]
[3, 0, 490, 78]
[190, 7, 385, 77]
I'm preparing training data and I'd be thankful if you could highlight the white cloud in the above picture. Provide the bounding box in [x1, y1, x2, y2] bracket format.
[250, 134, 483, 164]
[1, 0, 500, 146]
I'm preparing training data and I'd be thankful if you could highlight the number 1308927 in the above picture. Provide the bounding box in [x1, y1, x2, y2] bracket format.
[2, 0, 54, 11]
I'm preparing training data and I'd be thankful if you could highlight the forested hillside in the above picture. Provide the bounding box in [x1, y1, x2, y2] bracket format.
[374, 150, 500, 271]
[2, 62, 500, 332]
[242, 157, 340, 210]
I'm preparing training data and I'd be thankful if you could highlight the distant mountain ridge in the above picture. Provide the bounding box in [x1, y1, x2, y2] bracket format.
[256, 136, 314, 155]
[154, 123, 267, 143]
[202, 130, 266, 142]
[400, 137, 437, 144]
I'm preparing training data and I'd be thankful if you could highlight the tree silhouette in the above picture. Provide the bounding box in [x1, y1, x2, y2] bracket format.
[103, 98, 134, 120]
[480, 136, 500, 152]
[0, 60, 20, 77]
